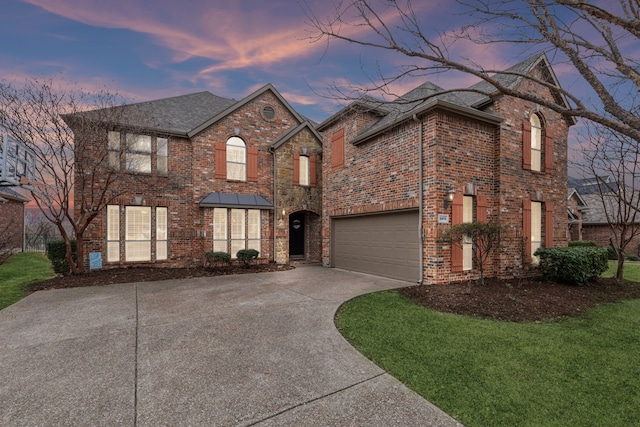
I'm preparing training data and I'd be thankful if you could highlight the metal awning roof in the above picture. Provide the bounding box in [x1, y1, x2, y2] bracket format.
[199, 192, 274, 209]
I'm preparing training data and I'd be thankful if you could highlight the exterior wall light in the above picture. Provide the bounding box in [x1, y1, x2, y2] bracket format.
[444, 189, 455, 209]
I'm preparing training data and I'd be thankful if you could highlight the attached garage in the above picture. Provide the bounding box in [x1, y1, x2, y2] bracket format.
[331, 210, 420, 282]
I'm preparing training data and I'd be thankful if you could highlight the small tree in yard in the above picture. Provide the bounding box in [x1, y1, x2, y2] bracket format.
[0, 77, 152, 274]
[442, 222, 506, 285]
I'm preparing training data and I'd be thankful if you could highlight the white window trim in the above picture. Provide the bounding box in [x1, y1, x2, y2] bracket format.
[213, 208, 261, 257]
[531, 201, 542, 264]
[226, 136, 246, 181]
[107, 205, 120, 262]
[462, 196, 473, 271]
[156, 207, 168, 261]
[299, 155, 310, 186]
[125, 206, 151, 262]
[531, 114, 542, 172]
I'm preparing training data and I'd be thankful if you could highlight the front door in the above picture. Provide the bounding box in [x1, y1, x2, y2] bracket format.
[289, 212, 305, 257]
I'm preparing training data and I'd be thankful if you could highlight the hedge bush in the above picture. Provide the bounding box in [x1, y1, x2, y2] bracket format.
[568, 240, 597, 247]
[46, 240, 77, 274]
[535, 246, 608, 286]
[205, 251, 231, 267]
[236, 249, 259, 267]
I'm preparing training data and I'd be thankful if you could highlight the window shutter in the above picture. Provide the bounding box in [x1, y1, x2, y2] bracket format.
[545, 131, 553, 174]
[476, 195, 487, 223]
[522, 121, 531, 170]
[293, 153, 300, 185]
[331, 129, 345, 170]
[247, 147, 258, 182]
[545, 202, 554, 248]
[451, 193, 464, 272]
[215, 143, 226, 179]
[309, 155, 317, 187]
[523, 199, 532, 259]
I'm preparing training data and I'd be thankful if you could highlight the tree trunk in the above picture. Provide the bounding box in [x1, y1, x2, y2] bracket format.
[616, 251, 625, 281]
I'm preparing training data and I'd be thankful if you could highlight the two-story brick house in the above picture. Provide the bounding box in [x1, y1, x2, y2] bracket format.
[68, 84, 323, 269]
[317, 53, 574, 284]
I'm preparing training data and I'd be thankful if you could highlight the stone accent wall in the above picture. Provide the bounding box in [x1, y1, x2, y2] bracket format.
[273, 127, 323, 263]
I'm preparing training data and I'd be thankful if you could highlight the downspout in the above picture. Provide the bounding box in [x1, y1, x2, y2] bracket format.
[269, 146, 277, 264]
[413, 113, 424, 285]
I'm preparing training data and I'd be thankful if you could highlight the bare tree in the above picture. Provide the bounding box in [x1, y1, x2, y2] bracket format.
[0, 77, 151, 274]
[575, 121, 640, 280]
[304, 0, 640, 141]
[441, 221, 506, 285]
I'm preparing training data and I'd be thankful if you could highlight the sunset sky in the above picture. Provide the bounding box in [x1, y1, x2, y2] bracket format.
[0, 0, 559, 123]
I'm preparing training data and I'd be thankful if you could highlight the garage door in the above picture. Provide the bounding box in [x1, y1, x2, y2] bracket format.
[332, 210, 420, 282]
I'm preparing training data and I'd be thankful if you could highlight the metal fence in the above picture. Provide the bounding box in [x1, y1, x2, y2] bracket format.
[24, 233, 63, 253]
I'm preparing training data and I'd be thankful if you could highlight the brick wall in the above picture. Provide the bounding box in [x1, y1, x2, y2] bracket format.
[77, 89, 307, 269]
[0, 199, 25, 252]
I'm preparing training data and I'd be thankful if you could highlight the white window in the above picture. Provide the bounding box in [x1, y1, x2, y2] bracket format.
[126, 134, 152, 173]
[226, 137, 246, 181]
[108, 131, 120, 170]
[531, 201, 542, 264]
[299, 155, 310, 186]
[231, 209, 245, 257]
[156, 207, 168, 261]
[125, 206, 151, 261]
[213, 208, 228, 253]
[213, 208, 261, 257]
[463, 196, 474, 271]
[107, 205, 119, 262]
[248, 209, 261, 252]
[530, 114, 542, 172]
[157, 137, 168, 175]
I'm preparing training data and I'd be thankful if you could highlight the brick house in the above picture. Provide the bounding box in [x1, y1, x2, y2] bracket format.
[317, 54, 575, 284]
[68, 84, 323, 268]
[569, 176, 640, 254]
[0, 188, 29, 254]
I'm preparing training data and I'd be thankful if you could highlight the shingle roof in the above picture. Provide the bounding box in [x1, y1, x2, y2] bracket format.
[0, 187, 29, 203]
[317, 53, 573, 143]
[199, 192, 274, 209]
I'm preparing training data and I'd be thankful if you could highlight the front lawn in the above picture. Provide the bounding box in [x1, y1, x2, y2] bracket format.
[337, 268, 640, 426]
[602, 260, 640, 281]
[0, 253, 54, 310]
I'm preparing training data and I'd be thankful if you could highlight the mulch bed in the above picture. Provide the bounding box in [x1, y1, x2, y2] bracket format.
[26, 265, 640, 323]
[25, 263, 293, 294]
[399, 276, 640, 322]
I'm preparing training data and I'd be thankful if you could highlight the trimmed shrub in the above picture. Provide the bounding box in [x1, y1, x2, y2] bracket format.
[606, 245, 618, 260]
[205, 251, 231, 267]
[236, 249, 259, 267]
[46, 239, 77, 274]
[535, 246, 608, 286]
[568, 240, 597, 247]
[626, 255, 639, 262]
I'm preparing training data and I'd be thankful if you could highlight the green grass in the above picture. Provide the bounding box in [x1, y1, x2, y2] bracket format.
[337, 291, 640, 427]
[602, 260, 640, 281]
[0, 253, 54, 310]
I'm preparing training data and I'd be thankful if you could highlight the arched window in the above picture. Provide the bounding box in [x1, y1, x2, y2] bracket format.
[226, 136, 246, 181]
[530, 113, 543, 172]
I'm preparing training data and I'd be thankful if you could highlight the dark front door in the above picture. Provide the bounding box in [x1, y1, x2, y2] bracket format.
[289, 212, 305, 257]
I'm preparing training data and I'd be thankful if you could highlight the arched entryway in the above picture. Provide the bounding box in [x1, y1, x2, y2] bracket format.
[288, 210, 321, 262]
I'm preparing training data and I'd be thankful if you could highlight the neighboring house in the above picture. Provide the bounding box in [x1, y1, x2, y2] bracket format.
[567, 186, 587, 241]
[0, 187, 29, 254]
[569, 176, 640, 253]
[317, 53, 574, 283]
[66, 84, 323, 269]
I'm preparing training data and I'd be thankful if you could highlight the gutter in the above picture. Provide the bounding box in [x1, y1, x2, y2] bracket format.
[413, 113, 424, 285]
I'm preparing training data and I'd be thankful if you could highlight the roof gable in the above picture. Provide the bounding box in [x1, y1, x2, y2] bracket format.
[188, 84, 305, 137]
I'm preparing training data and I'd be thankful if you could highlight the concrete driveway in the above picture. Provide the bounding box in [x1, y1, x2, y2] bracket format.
[0, 265, 461, 426]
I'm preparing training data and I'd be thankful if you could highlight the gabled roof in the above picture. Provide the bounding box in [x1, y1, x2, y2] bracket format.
[64, 84, 307, 139]
[317, 53, 573, 144]
[270, 122, 323, 150]
[188, 84, 304, 137]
